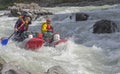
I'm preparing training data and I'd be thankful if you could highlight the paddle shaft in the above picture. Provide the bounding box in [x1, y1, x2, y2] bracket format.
[8, 32, 15, 40]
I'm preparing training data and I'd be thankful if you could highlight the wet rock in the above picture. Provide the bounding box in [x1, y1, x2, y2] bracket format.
[8, 3, 53, 19]
[45, 65, 68, 74]
[0, 57, 6, 71]
[75, 13, 89, 21]
[93, 19, 118, 33]
[1, 63, 31, 74]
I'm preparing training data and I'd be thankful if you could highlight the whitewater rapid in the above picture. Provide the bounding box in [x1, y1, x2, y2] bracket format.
[0, 4, 120, 74]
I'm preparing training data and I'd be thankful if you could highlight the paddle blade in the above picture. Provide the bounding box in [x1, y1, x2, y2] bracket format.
[1, 38, 8, 46]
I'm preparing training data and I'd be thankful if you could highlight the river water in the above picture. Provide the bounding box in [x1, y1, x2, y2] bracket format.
[0, 4, 120, 74]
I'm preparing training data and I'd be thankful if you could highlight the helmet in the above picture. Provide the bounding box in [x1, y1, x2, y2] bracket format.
[23, 12, 32, 20]
[53, 33, 60, 41]
[46, 18, 51, 22]
[37, 33, 43, 39]
[17, 12, 21, 16]
[28, 34, 33, 38]
[26, 12, 32, 17]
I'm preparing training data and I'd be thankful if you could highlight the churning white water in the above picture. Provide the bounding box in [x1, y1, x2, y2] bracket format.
[0, 4, 120, 74]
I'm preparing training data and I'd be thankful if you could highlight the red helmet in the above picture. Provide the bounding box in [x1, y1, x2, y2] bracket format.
[37, 33, 43, 39]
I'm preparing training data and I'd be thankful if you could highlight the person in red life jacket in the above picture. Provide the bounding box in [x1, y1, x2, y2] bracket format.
[14, 16, 31, 41]
[14, 12, 24, 29]
[41, 18, 54, 43]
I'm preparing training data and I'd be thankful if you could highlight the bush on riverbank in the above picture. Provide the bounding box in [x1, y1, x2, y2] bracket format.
[0, 0, 120, 10]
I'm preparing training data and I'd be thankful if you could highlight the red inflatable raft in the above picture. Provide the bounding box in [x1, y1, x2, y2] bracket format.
[54, 39, 67, 47]
[25, 38, 44, 50]
[24, 33, 67, 50]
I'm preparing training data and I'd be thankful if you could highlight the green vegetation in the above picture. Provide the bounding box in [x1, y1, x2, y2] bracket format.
[15, 0, 33, 3]
[0, 0, 12, 9]
[0, 0, 102, 10]
[0, 5, 7, 10]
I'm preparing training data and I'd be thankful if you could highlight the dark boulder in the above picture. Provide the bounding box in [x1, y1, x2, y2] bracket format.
[45, 65, 68, 74]
[75, 13, 89, 21]
[0, 57, 6, 71]
[93, 19, 118, 33]
[1, 63, 31, 74]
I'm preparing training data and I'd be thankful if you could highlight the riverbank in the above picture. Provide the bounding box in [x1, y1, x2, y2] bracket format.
[0, 0, 120, 10]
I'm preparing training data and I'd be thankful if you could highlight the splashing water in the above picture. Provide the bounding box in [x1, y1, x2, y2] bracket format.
[0, 4, 120, 74]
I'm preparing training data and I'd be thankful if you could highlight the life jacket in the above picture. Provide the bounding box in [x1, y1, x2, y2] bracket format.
[24, 23, 29, 31]
[24, 20, 30, 31]
[17, 21, 25, 31]
[15, 16, 25, 28]
[41, 22, 48, 33]
[47, 24, 51, 30]
[17, 16, 30, 31]
[24, 16, 32, 31]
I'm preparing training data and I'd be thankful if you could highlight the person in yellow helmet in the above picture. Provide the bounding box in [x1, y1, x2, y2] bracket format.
[41, 18, 54, 43]
[41, 18, 53, 33]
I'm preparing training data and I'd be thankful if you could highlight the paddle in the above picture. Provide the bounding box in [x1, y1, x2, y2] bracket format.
[1, 32, 15, 46]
